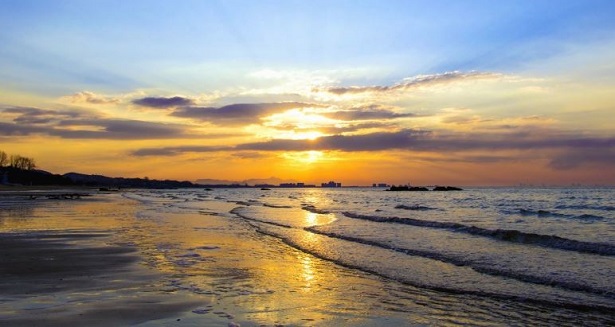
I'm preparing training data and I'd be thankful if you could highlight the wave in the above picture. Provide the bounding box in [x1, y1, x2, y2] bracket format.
[263, 203, 293, 209]
[395, 204, 438, 211]
[253, 225, 615, 314]
[231, 200, 260, 206]
[302, 204, 330, 214]
[504, 208, 606, 221]
[577, 214, 606, 220]
[229, 207, 292, 228]
[555, 204, 615, 212]
[518, 209, 566, 218]
[305, 226, 615, 300]
[342, 212, 615, 256]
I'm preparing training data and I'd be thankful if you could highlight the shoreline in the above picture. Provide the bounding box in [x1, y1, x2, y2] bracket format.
[0, 232, 203, 326]
[0, 193, 222, 326]
[4, 188, 613, 326]
[2, 191, 374, 326]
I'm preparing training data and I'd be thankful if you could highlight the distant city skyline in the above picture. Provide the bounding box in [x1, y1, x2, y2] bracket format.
[1, 0, 615, 185]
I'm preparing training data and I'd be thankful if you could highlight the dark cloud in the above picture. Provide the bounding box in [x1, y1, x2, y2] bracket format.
[123, 130, 412, 155]
[0, 121, 45, 136]
[1, 105, 196, 140]
[321, 71, 497, 95]
[425, 154, 523, 164]
[128, 128, 615, 173]
[171, 102, 315, 126]
[296, 122, 396, 134]
[549, 149, 615, 170]
[236, 129, 430, 151]
[0, 118, 190, 140]
[3, 106, 83, 125]
[127, 129, 477, 156]
[3, 120, 186, 139]
[132, 145, 232, 156]
[236, 130, 615, 153]
[323, 106, 415, 121]
[101, 120, 187, 138]
[232, 152, 268, 159]
[132, 96, 194, 108]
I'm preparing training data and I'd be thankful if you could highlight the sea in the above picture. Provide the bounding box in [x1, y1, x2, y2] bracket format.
[122, 186, 615, 326]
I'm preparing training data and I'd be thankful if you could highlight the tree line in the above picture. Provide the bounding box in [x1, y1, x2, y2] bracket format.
[0, 150, 36, 170]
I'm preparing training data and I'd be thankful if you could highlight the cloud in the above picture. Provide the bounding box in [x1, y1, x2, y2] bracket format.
[171, 102, 316, 126]
[1, 106, 193, 139]
[425, 154, 525, 164]
[2, 106, 86, 125]
[128, 128, 615, 174]
[0, 121, 45, 136]
[323, 105, 415, 121]
[549, 149, 615, 170]
[132, 96, 195, 108]
[129, 130, 430, 156]
[131, 145, 233, 156]
[64, 91, 120, 104]
[236, 129, 430, 151]
[237, 129, 615, 153]
[100, 120, 188, 138]
[0, 119, 190, 140]
[325, 122, 398, 134]
[276, 121, 396, 134]
[320, 71, 499, 95]
[232, 151, 268, 159]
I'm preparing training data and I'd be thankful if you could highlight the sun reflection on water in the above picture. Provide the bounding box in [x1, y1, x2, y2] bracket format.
[303, 210, 337, 227]
[305, 211, 318, 226]
[301, 255, 315, 288]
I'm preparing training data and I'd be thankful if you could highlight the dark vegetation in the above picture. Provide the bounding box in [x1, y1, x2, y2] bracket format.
[64, 172, 197, 189]
[0, 150, 197, 189]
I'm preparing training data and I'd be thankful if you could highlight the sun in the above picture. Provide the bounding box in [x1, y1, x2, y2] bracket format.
[304, 151, 323, 163]
[282, 151, 324, 164]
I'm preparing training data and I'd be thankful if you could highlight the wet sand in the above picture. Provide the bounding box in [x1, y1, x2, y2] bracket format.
[0, 193, 217, 326]
[0, 232, 206, 326]
[0, 191, 434, 326]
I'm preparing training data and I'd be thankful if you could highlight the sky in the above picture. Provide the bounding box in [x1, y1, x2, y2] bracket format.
[1, 0, 615, 186]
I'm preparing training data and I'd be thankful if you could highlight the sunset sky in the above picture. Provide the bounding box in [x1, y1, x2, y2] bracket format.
[1, 0, 615, 186]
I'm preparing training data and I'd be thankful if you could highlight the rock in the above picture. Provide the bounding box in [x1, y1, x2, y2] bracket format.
[432, 186, 463, 191]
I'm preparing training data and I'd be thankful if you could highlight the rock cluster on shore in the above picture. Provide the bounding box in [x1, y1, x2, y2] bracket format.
[386, 185, 463, 191]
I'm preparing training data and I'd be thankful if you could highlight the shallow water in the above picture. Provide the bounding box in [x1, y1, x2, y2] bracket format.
[2, 187, 615, 326]
[122, 187, 615, 325]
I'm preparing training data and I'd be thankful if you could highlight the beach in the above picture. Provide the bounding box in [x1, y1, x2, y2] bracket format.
[0, 192, 208, 326]
[0, 191, 406, 326]
[2, 188, 615, 326]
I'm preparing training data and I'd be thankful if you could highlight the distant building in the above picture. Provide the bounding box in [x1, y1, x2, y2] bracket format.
[279, 182, 316, 188]
[321, 181, 341, 187]
[372, 183, 389, 187]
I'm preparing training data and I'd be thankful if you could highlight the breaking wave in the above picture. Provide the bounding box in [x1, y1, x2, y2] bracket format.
[342, 212, 615, 256]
